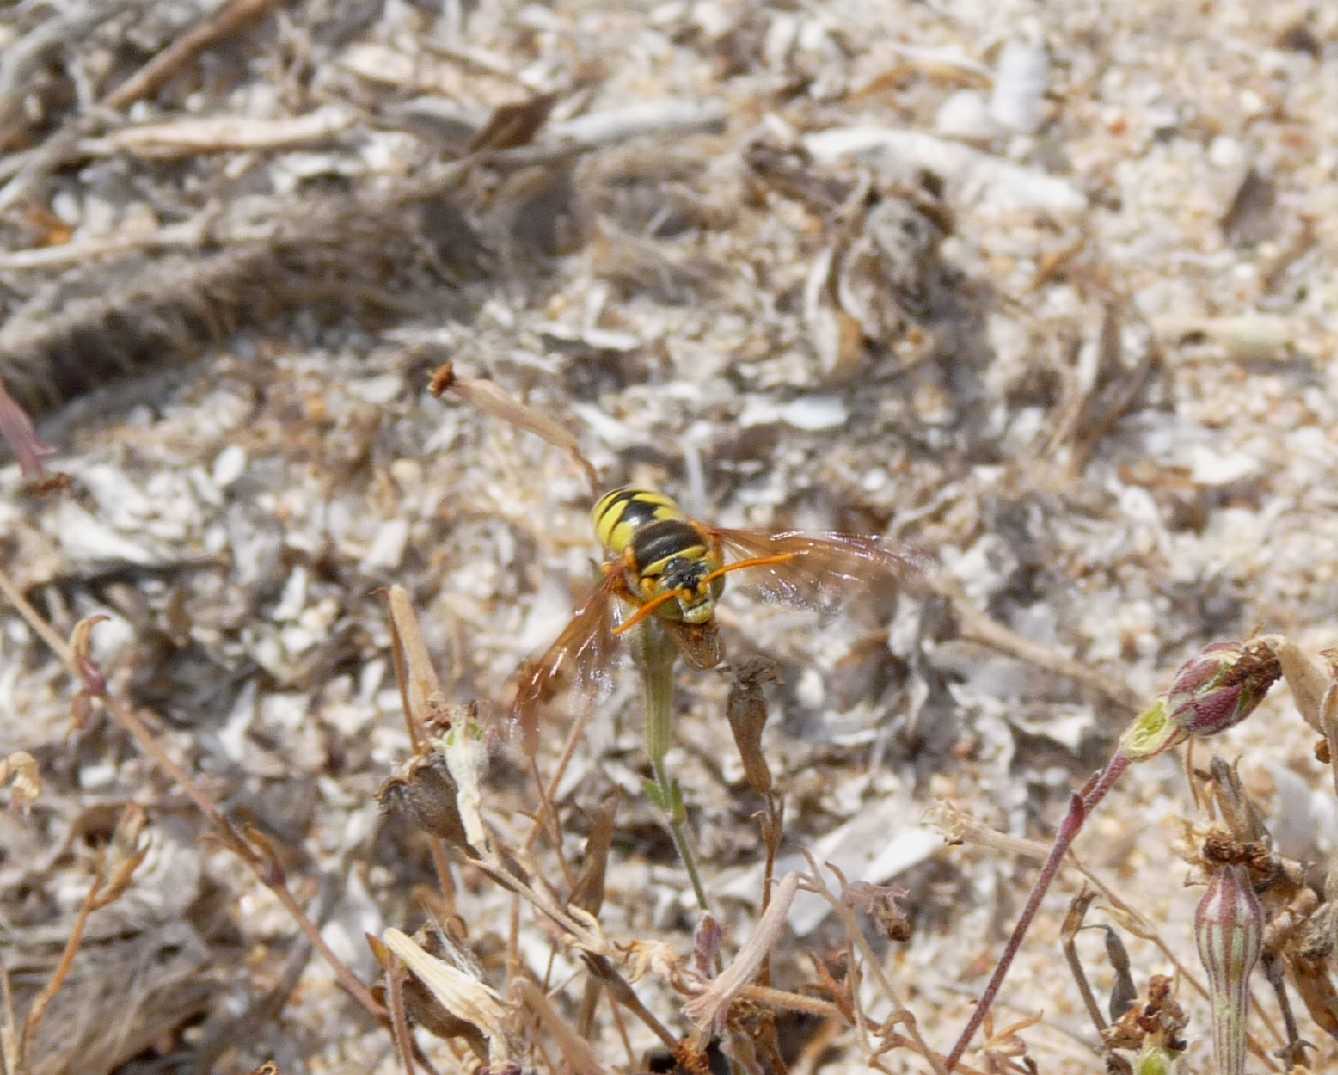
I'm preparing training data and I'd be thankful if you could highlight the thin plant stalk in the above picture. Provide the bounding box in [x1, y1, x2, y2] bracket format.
[636, 618, 711, 911]
[944, 750, 1130, 1071]
[946, 638, 1283, 1071]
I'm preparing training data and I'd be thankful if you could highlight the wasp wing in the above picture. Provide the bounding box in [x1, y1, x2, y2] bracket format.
[512, 570, 622, 754]
[706, 526, 927, 609]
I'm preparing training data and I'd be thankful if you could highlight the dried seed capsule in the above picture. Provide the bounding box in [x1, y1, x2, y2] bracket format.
[1194, 864, 1264, 1075]
[378, 751, 469, 849]
[726, 658, 779, 795]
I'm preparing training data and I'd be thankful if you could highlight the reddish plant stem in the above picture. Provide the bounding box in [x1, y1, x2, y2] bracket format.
[944, 751, 1131, 1071]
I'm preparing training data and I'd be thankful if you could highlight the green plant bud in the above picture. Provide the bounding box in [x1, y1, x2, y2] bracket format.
[1194, 864, 1263, 1075]
[1167, 640, 1280, 737]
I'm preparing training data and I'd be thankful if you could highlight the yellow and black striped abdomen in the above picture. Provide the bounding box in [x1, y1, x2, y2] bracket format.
[592, 487, 686, 556]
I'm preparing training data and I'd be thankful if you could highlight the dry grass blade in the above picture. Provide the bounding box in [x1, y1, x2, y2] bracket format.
[77, 108, 355, 158]
[1273, 638, 1330, 735]
[467, 93, 560, 153]
[683, 873, 800, 1036]
[0, 378, 55, 479]
[568, 794, 617, 916]
[386, 585, 447, 748]
[429, 361, 600, 495]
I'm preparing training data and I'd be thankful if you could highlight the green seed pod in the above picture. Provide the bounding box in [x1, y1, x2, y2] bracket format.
[1194, 864, 1264, 1075]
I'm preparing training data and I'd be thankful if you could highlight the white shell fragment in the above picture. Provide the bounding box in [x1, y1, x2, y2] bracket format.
[804, 127, 1087, 213]
[989, 40, 1050, 134]
[936, 90, 1002, 142]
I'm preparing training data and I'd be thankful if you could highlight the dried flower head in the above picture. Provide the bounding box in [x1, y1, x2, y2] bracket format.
[1104, 974, 1187, 1054]
[382, 927, 513, 1065]
[1195, 864, 1263, 1075]
[843, 881, 912, 942]
[1, 751, 41, 814]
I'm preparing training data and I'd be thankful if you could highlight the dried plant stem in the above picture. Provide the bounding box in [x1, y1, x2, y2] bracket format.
[944, 751, 1130, 1071]
[103, 0, 280, 109]
[802, 855, 947, 1075]
[513, 979, 610, 1075]
[0, 569, 72, 666]
[1058, 890, 1107, 1038]
[524, 700, 596, 854]
[934, 577, 1141, 710]
[738, 984, 844, 1020]
[385, 960, 419, 1075]
[0, 567, 385, 1022]
[17, 873, 103, 1063]
[592, 958, 680, 1054]
[605, 993, 636, 1066]
[757, 796, 784, 998]
[1261, 953, 1306, 1068]
[526, 754, 575, 889]
[637, 620, 711, 911]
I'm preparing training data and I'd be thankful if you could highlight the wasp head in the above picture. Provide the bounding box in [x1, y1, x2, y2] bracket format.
[659, 557, 721, 624]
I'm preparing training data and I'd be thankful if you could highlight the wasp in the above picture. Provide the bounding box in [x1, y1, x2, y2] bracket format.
[512, 487, 924, 748]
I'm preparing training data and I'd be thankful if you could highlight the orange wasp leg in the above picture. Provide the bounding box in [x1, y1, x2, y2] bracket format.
[613, 588, 682, 636]
[611, 552, 800, 637]
[700, 551, 797, 586]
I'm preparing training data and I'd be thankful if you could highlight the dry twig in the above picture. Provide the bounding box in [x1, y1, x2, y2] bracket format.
[102, 0, 281, 109]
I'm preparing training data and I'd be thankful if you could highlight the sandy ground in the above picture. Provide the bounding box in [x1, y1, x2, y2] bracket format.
[2, 1, 1338, 1072]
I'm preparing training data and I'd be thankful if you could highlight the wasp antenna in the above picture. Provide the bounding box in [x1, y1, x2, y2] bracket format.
[613, 589, 685, 636]
[702, 552, 799, 585]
